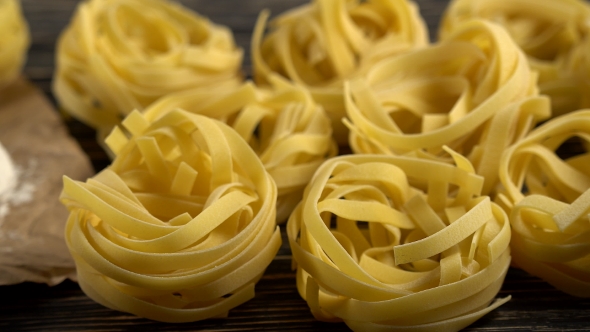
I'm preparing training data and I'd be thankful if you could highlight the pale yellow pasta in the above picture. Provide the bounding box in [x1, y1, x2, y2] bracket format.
[0, 0, 29, 89]
[53, 0, 243, 138]
[61, 110, 281, 322]
[124, 79, 337, 223]
[440, 0, 590, 116]
[497, 110, 590, 297]
[288, 152, 511, 331]
[252, 0, 428, 145]
[345, 19, 550, 195]
[563, 36, 590, 112]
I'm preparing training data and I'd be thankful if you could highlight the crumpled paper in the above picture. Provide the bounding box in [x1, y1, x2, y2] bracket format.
[0, 77, 94, 286]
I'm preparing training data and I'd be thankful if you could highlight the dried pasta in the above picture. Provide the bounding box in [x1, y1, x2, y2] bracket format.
[287, 152, 511, 331]
[0, 0, 29, 89]
[133, 79, 337, 222]
[61, 110, 281, 322]
[345, 19, 550, 195]
[563, 36, 590, 113]
[53, 0, 243, 139]
[440, 0, 590, 116]
[252, 0, 428, 145]
[498, 110, 590, 297]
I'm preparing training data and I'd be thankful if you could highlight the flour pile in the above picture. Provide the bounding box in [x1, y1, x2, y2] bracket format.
[0, 141, 17, 221]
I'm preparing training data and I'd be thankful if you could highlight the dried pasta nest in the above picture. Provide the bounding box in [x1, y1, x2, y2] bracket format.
[498, 110, 590, 297]
[125, 79, 338, 223]
[252, 0, 428, 145]
[440, 0, 590, 116]
[345, 19, 550, 195]
[288, 152, 512, 331]
[53, 0, 243, 138]
[0, 0, 29, 89]
[61, 110, 281, 322]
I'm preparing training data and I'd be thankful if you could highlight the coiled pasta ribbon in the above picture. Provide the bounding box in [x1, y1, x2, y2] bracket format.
[440, 0, 590, 116]
[61, 110, 281, 322]
[252, 0, 428, 145]
[121, 79, 337, 223]
[288, 152, 511, 331]
[53, 0, 243, 138]
[345, 19, 550, 195]
[498, 110, 590, 297]
[0, 0, 29, 89]
[563, 37, 590, 113]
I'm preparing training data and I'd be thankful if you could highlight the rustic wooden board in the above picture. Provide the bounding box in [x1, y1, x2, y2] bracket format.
[0, 0, 588, 331]
[1, 234, 589, 331]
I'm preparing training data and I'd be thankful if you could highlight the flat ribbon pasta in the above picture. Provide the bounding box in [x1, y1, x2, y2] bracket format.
[288, 152, 511, 331]
[498, 110, 590, 297]
[0, 0, 29, 89]
[53, 0, 243, 139]
[61, 110, 281, 322]
[562, 36, 590, 113]
[129, 79, 337, 223]
[345, 19, 550, 195]
[440, 0, 590, 116]
[252, 0, 428, 145]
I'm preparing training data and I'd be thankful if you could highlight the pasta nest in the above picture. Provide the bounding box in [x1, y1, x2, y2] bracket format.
[440, 0, 590, 116]
[53, 0, 243, 137]
[344, 19, 550, 195]
[252, 0, 428, 145]
[498, 110, 590, 297]
[287, 152, 512, 331]
[60, 110, 281, 322]
[119, 80, 338, 223]
[0, 0, 29, 89]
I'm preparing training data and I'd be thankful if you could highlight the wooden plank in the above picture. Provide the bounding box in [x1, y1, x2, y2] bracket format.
[2, 0, 589, 330]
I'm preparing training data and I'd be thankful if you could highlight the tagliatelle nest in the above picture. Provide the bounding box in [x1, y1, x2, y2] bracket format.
[0, 0, 29, 89]
[60, 110, 281, 322]
[440, 0, 590, 116]
[288, 151, 511, 331]
[498, 110, 590, 297]
[53, 0, 243, 137]
[113, 79, 338, 222]
[345, 19, 550, 195]
[252, 0, 428, 144]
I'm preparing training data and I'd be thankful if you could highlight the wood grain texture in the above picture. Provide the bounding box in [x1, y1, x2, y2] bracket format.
[1, 231, 589, 331]
[2, 0, 589, 331]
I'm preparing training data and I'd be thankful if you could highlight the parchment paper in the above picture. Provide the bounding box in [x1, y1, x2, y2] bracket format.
[0, 77, 94, 286]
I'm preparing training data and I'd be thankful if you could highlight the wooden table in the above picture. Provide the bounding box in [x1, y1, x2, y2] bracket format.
[1, 0, 589, 331]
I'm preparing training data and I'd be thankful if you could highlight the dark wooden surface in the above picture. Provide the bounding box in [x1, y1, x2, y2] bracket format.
[1, 0, 589, 331]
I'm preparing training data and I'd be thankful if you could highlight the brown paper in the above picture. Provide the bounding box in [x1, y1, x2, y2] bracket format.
[0, 77, 94, 285]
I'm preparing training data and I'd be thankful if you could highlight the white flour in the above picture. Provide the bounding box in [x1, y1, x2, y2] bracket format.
[0, 141, 35, 225]
[0, 141, 16, 199]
